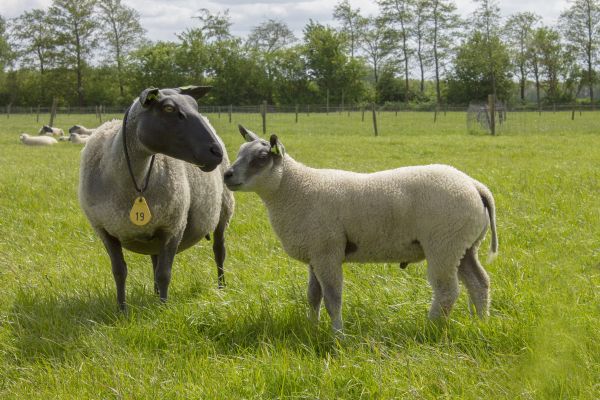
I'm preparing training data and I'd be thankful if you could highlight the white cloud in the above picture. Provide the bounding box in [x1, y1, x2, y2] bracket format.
[1, 0, 572, 41]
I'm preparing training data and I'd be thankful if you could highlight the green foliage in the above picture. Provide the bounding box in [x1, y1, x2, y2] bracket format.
[447, 32, 512, 103]
[0, 113, 599, 398]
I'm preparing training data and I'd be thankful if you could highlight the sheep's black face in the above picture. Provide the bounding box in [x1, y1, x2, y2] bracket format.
[136, 86, 223, 172]
[224, 125, 284, 192]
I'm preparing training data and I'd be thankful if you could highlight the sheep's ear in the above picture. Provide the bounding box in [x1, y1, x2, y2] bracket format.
[239, 125, 259, 142]
[139, 87, 160, 107]
[177, 85, 212, 99]
[269, 134, 285, 157]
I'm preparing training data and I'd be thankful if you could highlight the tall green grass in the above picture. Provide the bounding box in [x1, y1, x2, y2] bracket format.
[0, 113, 598, 398]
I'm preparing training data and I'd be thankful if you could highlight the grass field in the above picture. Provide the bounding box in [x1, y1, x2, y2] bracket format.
[0, 111, 599, 398]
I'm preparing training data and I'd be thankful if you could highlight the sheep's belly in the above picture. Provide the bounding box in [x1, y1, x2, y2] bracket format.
[344, 239, 425, 264]
[121, 236, 163, 255]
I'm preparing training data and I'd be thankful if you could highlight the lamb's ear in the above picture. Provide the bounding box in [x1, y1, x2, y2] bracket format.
[239, 125, 259, 142]
[139, 87, 160, 107]
[177, 85, 212, 99]
[269, 134, 285, 157]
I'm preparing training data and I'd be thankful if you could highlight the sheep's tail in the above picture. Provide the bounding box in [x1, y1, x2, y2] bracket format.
[473, 180, 498, 262]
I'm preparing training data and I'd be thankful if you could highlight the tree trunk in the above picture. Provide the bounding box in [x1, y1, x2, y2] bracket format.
[433, 3, 441, 104]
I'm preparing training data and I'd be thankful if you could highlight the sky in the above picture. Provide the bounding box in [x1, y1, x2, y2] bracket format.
[2, 0, 570, 42]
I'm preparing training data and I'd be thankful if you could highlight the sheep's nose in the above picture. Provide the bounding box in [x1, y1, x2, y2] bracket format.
[210, 144, 223, 158]
[224, 169, 233, 179]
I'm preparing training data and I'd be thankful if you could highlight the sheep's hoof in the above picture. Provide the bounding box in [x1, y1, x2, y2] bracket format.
[118, 303, 127, 313]
[400, 262, 409, 269]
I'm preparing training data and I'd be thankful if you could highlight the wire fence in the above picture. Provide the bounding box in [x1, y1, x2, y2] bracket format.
[3, 102, 598, 136]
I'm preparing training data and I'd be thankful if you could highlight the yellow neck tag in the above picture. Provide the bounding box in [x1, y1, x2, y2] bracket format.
[129, 196, 152, 226]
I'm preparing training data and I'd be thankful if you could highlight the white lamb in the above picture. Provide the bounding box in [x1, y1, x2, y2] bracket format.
[20, 133, 58, 146]
[225, 126, 498, 334]
[69, 132, 89, 144]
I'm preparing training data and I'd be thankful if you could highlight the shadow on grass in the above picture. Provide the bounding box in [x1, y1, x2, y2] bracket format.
[8, 286, 157, 362]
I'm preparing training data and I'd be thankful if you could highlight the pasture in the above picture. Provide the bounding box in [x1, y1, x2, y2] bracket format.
[0, 111, 599, 398]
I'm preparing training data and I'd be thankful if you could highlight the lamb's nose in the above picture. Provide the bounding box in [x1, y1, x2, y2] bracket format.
[224, 169, 233, 179]
[210, 144, 223, 158]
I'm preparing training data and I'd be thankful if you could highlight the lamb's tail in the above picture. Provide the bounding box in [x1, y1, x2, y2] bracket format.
[473, 180, 498, 262]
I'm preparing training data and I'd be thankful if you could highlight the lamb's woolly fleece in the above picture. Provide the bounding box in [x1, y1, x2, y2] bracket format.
[69, 133, 89, 144]
[69, 125, 94, 136]
[20, 133, 58, 146]
[39, 126, 64, 137]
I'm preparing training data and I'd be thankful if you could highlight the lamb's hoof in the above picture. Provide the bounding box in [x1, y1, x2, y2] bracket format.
[400, 262, 409, 269]
[118, 302, 127, 313]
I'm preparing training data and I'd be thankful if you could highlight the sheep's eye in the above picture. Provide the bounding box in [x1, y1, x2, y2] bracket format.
[163, 105, 175, 113]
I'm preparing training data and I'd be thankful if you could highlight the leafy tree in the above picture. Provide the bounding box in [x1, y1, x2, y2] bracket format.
[10, 9, 57, 103]
[559, 0, 600, 104]
[130, 42, 186, 90]
[504, 12, 540, 102]
[471, 0, 502, 100]
[378, 0, 414, 102]
[333, 0, 365, 58]
[360, 16, 396, 86]
[303, 21, 366, 104]
[49, 0, 99, 106]
[98, 0, 146, 99]
[414, 0, 431, 94]
[428, 0, 462, 104]
[529, 26, 568, 104]
[247, 19, 297, 103]
[447, 31, 512, 103]
[192, 8, 232, 43]
[0, 15, 15, 70]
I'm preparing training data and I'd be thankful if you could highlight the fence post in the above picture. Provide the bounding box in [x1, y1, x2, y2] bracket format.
[326, 89, 330, 115]
[307, 104, 310, 117]
[371, 103, 378, 137]
[6, 103, 11, 119]
[99, 105, 103, 123]
[295, 104, 299, 123]
[488, 94, 496, 136]
[434, 104, 438, 123]
[218, 106, 221, 119]
[261, 100, 267, 135]
[361, 105, 365, 122]
[571, 102, 576, 120]
[36, 104, 40, 122]
[228, 104, 232, 123]
[49, 98, 58, 127]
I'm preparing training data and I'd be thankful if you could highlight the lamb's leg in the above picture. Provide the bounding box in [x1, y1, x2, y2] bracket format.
[458, 248, 490, 318]
[213, 221, 227, 289]
[97, 229, 127, 311]
[307, 265, 323, 324]
[150, 255, 159, 295]
[427, 259, 460, 320]
[311, 261, 344, 334]
[155, 237, 180, 302]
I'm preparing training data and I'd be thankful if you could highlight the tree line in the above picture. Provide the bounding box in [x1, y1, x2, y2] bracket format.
[0, 0, 598, 108]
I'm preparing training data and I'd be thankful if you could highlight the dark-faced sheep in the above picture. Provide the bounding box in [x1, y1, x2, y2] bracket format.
[79, 86, 234, 310]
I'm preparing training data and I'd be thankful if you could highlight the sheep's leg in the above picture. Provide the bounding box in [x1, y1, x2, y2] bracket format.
[458, 248, 490, 318]
[426, 260, 460, 320]
[150, 255, 159, 295]
[155, 237, 180, 302]
[307, 265, 323, 324]
[312, 262, 344, 334]
[213, 221, 227, 289]
[97, 229, 127, 311]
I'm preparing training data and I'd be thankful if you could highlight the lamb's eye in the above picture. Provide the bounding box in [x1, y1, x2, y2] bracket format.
[163, 105, 175, 113]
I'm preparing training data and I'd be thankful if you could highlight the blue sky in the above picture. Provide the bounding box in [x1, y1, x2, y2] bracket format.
[2, 0, 569, 42]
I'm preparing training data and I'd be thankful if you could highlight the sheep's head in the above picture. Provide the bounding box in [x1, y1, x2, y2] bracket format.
[224, 125, 285, 192]
[133, 85, 223, 172]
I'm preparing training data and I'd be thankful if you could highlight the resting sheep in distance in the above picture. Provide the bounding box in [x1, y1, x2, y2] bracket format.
[38, 125, 64, 137]
[79, 86, 234, 310]
[20, 133, 58, 146]
[225, 126, 498, 334]
[69, 132, 90, 144]
[69, 125, 94, 136]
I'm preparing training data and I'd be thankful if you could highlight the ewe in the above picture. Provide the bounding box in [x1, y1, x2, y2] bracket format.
[225, 126, 497, 334]
[38, 125, 64, 137]
[79, 86, 234, 310]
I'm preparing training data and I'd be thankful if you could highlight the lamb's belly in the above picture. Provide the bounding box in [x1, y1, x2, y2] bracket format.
[345, 239, 425, 264]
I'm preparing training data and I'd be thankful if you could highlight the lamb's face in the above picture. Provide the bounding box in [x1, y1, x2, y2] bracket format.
[224, 125, 284, 192]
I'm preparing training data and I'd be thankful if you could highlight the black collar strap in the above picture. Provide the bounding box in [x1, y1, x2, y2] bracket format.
[122, 105, 156, 194]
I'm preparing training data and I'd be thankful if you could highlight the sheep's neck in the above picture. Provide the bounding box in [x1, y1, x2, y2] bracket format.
[112, 128, 154, 192]
[258, 156, 306, 208]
